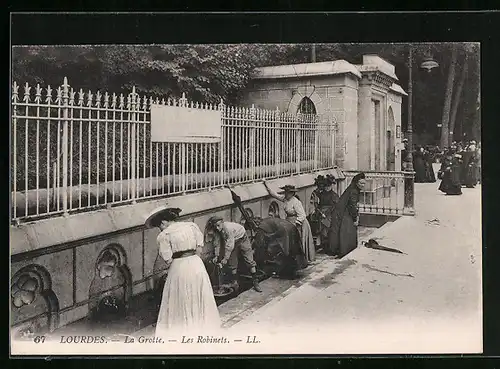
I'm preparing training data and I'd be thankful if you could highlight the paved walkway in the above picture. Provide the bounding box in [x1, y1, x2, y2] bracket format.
[130, 179, 482, 355]
[227, 181, 482, 354]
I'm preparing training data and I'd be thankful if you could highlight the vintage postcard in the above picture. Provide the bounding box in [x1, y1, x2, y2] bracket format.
[10, 33, 482, 355]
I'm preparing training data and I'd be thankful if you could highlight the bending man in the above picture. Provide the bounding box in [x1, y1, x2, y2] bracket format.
[207, 216, 262, 293]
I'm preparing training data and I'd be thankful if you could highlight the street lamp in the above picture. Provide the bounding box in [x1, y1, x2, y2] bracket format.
[420, 54, 440, 73]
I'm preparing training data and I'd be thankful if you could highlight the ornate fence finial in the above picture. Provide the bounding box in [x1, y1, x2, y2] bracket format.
[95, 91, 102, 108]
[126, 93, 132, 110]
[250, 103, 256, 119]
[78, 89, 85, 106]
[23, 82, 31, 103]
[104, 92, 110, 108]
[69, 88, 76, 106]
[218, 98, 225, 111]
[86, 90, 93, 107]
[62, 77, 69, 99]
[55, 86, 62, 105]
[45, 85, 53, 104]
[12, 81, 19, 103]
[35, 84, 42, 103]
[179, 92, 188, 108]
[119, 94, 125, 109]
[130, 86, 137, 110]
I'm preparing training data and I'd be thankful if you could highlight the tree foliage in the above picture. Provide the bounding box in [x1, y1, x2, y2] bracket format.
[12, 42, 480, 142]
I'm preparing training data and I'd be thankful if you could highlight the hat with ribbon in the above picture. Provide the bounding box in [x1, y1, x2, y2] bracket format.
[278, 185, 298, 194]
[325, 174, 336, 185]
[314, 175, 326, 186]
[145, 205, 182, 228]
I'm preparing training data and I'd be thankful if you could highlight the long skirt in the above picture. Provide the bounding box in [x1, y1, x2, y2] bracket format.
[155, 254, 220, 337]
[327, 213, 358, 258]
[287, 216, 315, 263]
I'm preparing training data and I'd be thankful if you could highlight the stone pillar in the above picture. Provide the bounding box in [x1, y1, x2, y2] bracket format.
[357, 68, 397, 172]
[357, 82, 373, 171]
[342, 79, 359, 170]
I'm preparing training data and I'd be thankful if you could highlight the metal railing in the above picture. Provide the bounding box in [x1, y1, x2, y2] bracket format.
[343, 170, 415, 216]
[11, 78, 338, 223]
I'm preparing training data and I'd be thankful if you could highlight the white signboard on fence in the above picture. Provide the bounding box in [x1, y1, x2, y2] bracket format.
[150, 104, 222, 143]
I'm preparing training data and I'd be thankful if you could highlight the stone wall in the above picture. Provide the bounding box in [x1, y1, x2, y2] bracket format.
[10, 170, 339, 337]
[243, 74, 360, 169]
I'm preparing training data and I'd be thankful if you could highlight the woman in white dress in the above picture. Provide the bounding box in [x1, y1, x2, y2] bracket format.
[145, 206, 220, 336]
[262, 182, 316, 264]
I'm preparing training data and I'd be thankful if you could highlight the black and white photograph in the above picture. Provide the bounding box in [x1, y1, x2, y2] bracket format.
[10, 33, 483, 355]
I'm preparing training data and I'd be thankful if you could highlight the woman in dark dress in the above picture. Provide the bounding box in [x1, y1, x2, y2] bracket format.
[438, 154, 463, 195]
[412, 147, 427, 183]
[317, 175, 340, 249]
[325, 172, 366, 258]
[461, 143, 478, 188]
[423, 149, 436, 183]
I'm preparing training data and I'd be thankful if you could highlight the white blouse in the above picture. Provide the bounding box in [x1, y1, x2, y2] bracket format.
[157, 222, 204, 264]
[269, 190, 307, 224]
[283, 196, 307, 224]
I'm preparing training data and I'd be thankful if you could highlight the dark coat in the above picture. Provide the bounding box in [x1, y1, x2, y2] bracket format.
[252, 217, 308, 277]
[423, 152, 436, 183]
[460, 151, 478, 187]
[439, 157, 462, 195]
[325, 184, 360, 258]
[413, 151, 427, 183]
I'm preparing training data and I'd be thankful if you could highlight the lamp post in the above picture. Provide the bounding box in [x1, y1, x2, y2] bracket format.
[403, 45, 439, 213]
[406, 45, 439, 170]
[406, 46, 414, 171]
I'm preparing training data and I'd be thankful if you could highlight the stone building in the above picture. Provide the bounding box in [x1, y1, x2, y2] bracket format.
[242, 54, 407, 172]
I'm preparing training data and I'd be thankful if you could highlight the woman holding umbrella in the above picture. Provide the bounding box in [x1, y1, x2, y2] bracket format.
[145, 206, 220, 336]
[262, 181, 316, 264]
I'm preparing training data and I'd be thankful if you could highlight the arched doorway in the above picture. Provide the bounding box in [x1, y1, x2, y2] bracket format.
[386, 107, 396, 171]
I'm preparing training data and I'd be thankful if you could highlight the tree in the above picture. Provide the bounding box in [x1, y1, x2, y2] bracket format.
[12, 43, 480, 144]
[449, 51, 468, 145]
[11, 44, 306, 105]
[440, 44, 458, 148]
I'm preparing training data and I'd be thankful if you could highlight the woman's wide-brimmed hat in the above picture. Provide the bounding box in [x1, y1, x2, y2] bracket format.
[278, 185, 297, 194]
[314, 175, 326, 186]
[325, 174, 336, 185]
[145, 205, 182, 228]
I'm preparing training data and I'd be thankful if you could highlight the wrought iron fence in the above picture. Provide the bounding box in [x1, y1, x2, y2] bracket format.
[11, 78, 337, 223]
[343, 170, 415, 216]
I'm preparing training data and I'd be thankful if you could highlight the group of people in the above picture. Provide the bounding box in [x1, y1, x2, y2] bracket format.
[437, 140, 481, 196]
[143, 172, 367, 336]
[400, 137, 481, 196]
[307, 174, 367, 258]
